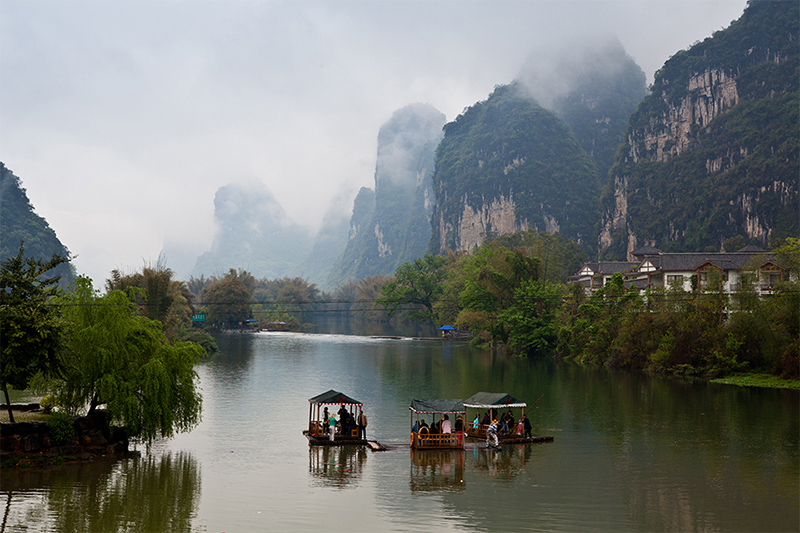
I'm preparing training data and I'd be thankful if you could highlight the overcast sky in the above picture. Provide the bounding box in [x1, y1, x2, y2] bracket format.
[0, 0, 748, 284]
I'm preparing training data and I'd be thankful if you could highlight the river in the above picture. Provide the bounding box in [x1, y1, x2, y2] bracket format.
[2, 331, 798, 532]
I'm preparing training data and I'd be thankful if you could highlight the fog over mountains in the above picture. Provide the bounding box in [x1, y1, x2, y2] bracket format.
[5, 1, 795, 287]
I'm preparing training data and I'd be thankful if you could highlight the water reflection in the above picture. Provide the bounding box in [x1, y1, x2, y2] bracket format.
[0, 452, 199, 533]
[471, 444, 532, 480]
[409, 449, 465, 492]
[308, 445, 367, 489]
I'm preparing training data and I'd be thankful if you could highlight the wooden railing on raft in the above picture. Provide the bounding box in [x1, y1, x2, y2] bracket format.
[411, 429, 464, 449]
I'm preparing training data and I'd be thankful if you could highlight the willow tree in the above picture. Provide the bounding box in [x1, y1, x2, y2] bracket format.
[50, 277, 203, 443]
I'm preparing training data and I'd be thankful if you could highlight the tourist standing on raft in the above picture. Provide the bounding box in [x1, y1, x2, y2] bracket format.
[358, 410, 368, 440]
[328, 412, 337, 442]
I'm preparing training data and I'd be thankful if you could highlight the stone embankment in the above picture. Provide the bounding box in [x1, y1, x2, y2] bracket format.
[0, 405, 130, 467]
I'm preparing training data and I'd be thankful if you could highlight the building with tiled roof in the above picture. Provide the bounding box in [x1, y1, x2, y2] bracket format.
[571, 246, 788, 296]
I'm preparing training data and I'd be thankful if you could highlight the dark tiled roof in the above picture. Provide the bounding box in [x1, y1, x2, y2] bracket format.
[736, 245, 768, 253]
[631, 245, 661, 256]
[639, 252, 777, 272]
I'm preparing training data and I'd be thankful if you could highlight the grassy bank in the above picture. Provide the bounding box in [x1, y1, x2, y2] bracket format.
[710, 373, 800, 390]
[0, 410, 49, 423]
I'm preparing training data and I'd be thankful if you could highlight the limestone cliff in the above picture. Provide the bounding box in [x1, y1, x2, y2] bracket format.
[599, 0, 799, 259]
[327, 103, 445, 287]
[430, 83, 600, 254]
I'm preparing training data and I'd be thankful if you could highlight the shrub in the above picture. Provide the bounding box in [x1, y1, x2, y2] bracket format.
[39, 395, 56, 413]
[46, 411, 75, 445]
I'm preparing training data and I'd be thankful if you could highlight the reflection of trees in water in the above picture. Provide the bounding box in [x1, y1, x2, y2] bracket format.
[471, 444, 532, 480]
[208, 333, 256, 384]
[410, 449, 465, 492]
[308, 445, 367, 489]
[1, 452, 200, 533]
[306, 313, 436, 337]
[553, 365, 800, 531]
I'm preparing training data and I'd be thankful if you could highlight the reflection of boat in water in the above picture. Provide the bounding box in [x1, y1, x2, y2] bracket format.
[409, 399, 466, 450]
[410, 448, 465, 492]
[308, 445, 367, 489]
[304, 390, 367, 446]
[472, 443, 533, 480]
[463, 392, 554, 444]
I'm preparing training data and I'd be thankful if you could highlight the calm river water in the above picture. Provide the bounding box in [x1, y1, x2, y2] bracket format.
[2, 332, 798, 532]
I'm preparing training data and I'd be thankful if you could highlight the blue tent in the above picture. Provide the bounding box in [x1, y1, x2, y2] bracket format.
[437, 325, 457, 331]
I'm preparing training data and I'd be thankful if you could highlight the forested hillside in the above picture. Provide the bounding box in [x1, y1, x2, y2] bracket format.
[0, 162, 75, 285]
[430, 83, 601, 255]
[599, 0, 799, 258]
[518, 37, 647, 178]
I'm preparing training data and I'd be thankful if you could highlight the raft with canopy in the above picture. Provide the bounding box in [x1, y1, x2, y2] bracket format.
[305, 389, 366, 446]
[409, 399, 466, 449]
[463, 391, 528, 441]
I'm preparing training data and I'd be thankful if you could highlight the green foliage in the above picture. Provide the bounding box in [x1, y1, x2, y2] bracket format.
[493, 231, 588, 284]
[602, 1, 799, 258]
[202, 269, 254, 327]
[378, 254, 448, 322]
[177, 328, 218, 357]
[499, 280, 563, 357]
[0, 242, 69, 422]
[431, 82, 601, 254]
[106, 261, 198, 342]
[48, 277, 203, 444]
[0, 163, 76, 286]
[39, 395, 56, 413]
[252, 276, 321, 325]
[46, 411, 76, 445]
[455, 243, 542, 345]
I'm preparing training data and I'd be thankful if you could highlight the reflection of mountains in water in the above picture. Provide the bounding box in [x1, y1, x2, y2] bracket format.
[409, 449, 466, 492]
[308, 445, 368, 489]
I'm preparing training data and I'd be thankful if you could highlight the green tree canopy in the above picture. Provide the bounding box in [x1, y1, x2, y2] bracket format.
[456, 244, 541, 345]
[49, 277, 203, 443]
[0, 242, 69, 422]
[106, 261, 197, 341]
[499, 280, 563, 357]
[378, 254, 448, 322]
[202, 269, 254, 327]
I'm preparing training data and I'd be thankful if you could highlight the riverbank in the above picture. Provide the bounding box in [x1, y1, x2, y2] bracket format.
[0, 407, 131, 468]
[710, 373, 800, 389]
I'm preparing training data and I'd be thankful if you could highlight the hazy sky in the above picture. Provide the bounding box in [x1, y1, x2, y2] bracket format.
[0, 0, 748, 284]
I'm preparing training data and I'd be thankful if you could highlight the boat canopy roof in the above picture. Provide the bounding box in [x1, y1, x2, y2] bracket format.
[308, 389, 363, 406]
[409, 399, 465, 414]
[463, 392, 527, 409]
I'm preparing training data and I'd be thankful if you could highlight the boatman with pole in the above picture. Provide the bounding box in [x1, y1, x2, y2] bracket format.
[486, 418, 499, 448]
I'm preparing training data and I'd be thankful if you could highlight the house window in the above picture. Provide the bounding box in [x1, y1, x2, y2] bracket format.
[760, 266, 784, 289]
[667, 275, 683, 284]
[592, 276, 603, 288]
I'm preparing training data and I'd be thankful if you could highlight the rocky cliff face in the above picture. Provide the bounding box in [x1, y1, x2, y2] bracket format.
[327, 103, 445, 287]
[430, 83, 600, 255]
[600, 0, 799, 259]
